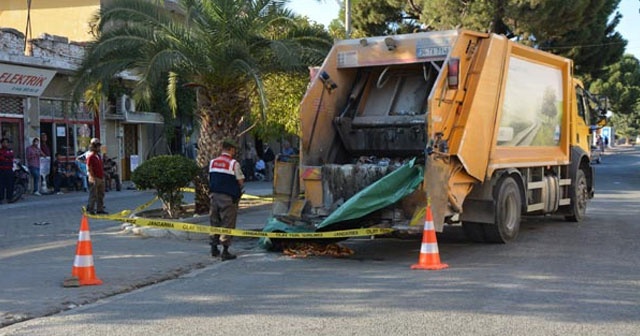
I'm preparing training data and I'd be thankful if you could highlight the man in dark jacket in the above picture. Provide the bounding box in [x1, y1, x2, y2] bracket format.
[209, 138, 245, 260]
[0, 138, 14, 204]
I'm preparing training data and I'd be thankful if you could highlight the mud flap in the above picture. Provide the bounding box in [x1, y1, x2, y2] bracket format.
[425, 155, 450, 232]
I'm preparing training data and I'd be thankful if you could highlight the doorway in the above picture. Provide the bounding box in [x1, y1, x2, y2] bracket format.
[0, 118, 24, 159]
[122, 124, 139, 180]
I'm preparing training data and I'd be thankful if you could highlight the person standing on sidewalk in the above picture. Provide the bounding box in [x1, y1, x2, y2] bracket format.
[208, 138, 244, 261]
[26, 137, 44, 196]
[86, 138, 107, 215]
[39, 132, 52, 189]
[262, 144, 275, 181]
[0, 138, 15, 204]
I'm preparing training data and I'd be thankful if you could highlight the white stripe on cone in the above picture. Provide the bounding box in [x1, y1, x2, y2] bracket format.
[422, 220, 435, 230]
[73, 255, 95, 267]
[78, 231, 91, 241]
[420, 243, 440, 254]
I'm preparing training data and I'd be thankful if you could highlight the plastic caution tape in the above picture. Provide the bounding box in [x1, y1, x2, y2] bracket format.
[83, 210, 393, 238]
[180, 187, 273, 200]
[133, 196, 159, 213]
[82, 195, 157, 220]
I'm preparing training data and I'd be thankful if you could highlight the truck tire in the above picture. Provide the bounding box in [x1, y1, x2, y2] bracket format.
[462, 222, 485, 243]
[485, 176, 521, 243]
[565, 169, 587, 222]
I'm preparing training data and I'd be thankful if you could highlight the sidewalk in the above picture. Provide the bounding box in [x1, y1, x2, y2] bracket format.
[121, 180, 275, 240]
[4, 180, 273, 209]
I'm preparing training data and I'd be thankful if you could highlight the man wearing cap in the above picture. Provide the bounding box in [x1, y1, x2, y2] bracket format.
[0, 138, 15, 204]
[208, 138, 245, 260]
[86, 138, 107, 215]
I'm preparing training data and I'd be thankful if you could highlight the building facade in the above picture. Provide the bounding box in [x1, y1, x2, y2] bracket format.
[0, 0, 172, 183]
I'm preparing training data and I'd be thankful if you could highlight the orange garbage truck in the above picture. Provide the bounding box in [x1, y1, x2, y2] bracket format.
[271, 29, 605, 243]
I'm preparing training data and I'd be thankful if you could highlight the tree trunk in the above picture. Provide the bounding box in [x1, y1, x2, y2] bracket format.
[194, 88, 249, 214]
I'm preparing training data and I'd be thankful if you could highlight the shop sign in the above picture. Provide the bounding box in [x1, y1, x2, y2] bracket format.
[0, 63, 56, 96]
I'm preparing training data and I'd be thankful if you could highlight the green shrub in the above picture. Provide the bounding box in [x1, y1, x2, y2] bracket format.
[131, 155, 199, 218]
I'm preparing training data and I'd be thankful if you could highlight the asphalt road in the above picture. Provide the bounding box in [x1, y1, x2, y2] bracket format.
[1, 147, 639, 335]
[0, 182, 272, 328]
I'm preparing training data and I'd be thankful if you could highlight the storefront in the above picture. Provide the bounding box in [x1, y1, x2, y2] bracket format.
[39, 98, 95, 159]
[0, 96, 24, 158]
[0, 63, 56, 160]
[2, 31, 166, 186]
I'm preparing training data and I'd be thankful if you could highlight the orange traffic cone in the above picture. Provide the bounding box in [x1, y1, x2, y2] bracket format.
[411, 203, 448, 270]
[70, 215, 103, 286]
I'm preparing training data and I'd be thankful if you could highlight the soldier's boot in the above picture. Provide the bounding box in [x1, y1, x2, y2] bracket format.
[220, 246, 236, 261]
[210, 242, 220, 258]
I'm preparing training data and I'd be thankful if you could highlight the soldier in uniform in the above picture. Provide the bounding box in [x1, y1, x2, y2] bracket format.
[208, 138, 245, 260]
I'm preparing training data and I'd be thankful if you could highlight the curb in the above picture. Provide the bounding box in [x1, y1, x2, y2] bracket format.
[122, 203, 272, 240]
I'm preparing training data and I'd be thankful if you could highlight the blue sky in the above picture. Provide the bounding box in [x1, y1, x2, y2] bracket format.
[287, 0, 640, 59]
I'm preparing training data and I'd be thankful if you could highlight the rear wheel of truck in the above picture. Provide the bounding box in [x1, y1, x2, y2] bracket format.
[485, 176, 521, 243]
[565, 169, 588, 222]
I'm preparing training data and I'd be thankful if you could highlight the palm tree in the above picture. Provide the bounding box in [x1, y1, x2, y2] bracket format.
[72, 0, 332, 213]
[83, 82, 103, 140]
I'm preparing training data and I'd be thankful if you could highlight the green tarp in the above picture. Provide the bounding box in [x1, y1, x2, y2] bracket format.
[259, 217, 316, 250]
[260, 159, 424, 249]
[316, 158, 423, 228]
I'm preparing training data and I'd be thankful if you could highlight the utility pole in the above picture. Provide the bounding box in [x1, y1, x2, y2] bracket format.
[344, 0, 351, 38]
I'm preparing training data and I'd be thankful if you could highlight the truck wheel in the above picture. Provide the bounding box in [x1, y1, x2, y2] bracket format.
[462, 222, 485, 243]
[565, 169, 587, 222]
[485, 176, 521, 243]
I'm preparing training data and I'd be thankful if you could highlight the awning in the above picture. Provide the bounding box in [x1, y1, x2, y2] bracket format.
[122, 110, 164, 124]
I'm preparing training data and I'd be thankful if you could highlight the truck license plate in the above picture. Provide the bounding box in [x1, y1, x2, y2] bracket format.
[417, 46, 450, 58]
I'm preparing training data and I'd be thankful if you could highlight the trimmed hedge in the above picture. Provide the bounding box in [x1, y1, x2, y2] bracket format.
[132, 155, 200, 218]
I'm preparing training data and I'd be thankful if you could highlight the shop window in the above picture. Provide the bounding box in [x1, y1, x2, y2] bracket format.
[0, 96, 24, 115]
[41, 99, 65, 119]
[72, 102, 93, 121]
[54, 124, 70, 157]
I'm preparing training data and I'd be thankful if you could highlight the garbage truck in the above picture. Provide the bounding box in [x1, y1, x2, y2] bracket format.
[271, 29, 606, 243]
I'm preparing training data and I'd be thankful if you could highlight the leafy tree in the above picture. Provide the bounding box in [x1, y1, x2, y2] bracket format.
[328, 18, 346, 39]
[251, 72, 310, 141]
[328, 0, 420, 38]
[248, 17, 330, 142]
[348, 0, 626, 78]
[83, 82, 103, 139]
[72, 0, 332, 213]
[131, 155, 200, 218]
[610, 112, 640, 143]
[351, 0, 408, 36]
[589, 54, 640, 141]
[147, 73, 196, 154]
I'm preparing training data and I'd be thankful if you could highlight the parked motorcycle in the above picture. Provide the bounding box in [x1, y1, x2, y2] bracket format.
[10, 159, 29, 203]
